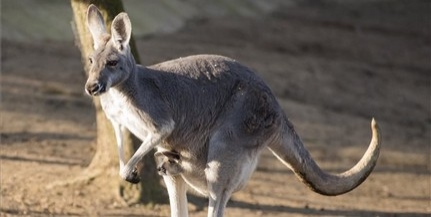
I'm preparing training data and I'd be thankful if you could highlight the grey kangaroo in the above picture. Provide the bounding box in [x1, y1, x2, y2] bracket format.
[84, 5, 381, 217]
[154, 150, 183, 176]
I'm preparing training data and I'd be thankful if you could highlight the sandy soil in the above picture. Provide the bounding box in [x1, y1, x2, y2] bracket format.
[1, 1, 430, 216]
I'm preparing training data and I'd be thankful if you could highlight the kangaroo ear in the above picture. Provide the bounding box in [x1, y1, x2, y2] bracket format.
[111, 12, 132, 51]
[162, 151, 180, 162]
[86, 4, 107, 49]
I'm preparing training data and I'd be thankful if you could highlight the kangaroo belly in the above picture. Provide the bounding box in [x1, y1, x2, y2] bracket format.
[181, 173, 209, 196]
[158, 145, 210, 197]
[180, 158, 210, 197]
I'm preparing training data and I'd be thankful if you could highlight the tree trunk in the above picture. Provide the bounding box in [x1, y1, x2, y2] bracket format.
[70, 0, 167, 204]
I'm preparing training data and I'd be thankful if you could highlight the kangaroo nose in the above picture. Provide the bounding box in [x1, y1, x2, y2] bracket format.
[85, 82, 104, 96]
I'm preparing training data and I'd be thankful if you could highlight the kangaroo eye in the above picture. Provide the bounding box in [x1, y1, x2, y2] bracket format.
[88, 57, 93, 64]
[107, 60, 118, 67]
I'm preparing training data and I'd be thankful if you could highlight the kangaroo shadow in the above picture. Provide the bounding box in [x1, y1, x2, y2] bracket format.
[229, 199, 430, 216]
[187, 194, 429, 216]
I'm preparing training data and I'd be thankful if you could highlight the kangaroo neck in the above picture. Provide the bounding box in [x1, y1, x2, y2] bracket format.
[113, 62, 139, 98]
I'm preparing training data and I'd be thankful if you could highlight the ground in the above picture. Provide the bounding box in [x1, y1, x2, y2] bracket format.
[1, 1, 430, 216]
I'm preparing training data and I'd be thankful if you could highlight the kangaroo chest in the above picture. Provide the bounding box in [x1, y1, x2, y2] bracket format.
[99, 90, 149, 141]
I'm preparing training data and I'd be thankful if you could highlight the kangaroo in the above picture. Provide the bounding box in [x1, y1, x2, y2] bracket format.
[84, 5, 381, 217]
[154, 150, 183, 176]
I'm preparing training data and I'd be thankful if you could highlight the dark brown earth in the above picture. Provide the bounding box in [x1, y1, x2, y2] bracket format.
[1, 1, 430, 216]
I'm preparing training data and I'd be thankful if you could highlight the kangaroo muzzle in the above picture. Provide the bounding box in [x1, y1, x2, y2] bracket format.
[85, 81, 105, 96]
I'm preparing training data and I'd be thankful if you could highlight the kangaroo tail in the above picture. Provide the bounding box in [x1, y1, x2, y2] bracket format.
[268, 118, 381, 196]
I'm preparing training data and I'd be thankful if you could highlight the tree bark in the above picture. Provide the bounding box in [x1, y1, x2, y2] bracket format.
[70, 0, 167, 204]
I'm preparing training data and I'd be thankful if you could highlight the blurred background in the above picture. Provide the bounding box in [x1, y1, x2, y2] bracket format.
[2, 0, 298, 41]
[1, 0, 430, 216]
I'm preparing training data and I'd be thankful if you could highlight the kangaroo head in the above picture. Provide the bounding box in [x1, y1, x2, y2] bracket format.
[85, 5, 135, 96]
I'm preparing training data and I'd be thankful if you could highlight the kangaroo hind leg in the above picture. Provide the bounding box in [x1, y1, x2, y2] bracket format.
[205, 130, 260, 217]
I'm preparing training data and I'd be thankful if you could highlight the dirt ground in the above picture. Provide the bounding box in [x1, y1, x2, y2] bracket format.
[1, 1, 430, 216]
